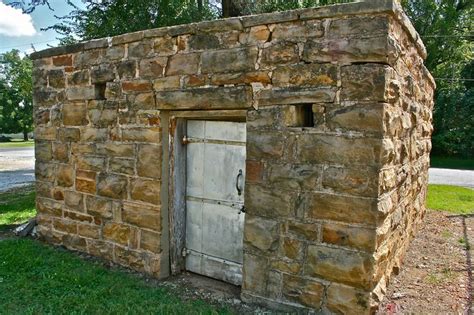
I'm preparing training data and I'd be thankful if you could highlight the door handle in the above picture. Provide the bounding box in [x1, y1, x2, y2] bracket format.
[236, 169, 243, 196]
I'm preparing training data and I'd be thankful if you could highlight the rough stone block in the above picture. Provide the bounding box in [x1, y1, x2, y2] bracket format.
[246, 160, 264, 183]
[322, 166, 379, 197]
[267, 163, 322, 191]
[282, 274, 324, 309]
[242, 253, 268, 295]
[244, 216, 279, 251]
[153, 76, 181, 91]
[63, 102, 88, 126]
[305, 245, 373, 289]
[68, 70, 90, 86]
[328, 15, 389, 39]
[280, 237, 304, 260]
[201, 47, 258, 74]
[256, 87, 336, 106]
[86, 196, 113, 219]
[140, 229, 161, 252]
[304, 192, 379, 226]
[296, 134, 382, 166]
[139, 57, 167, 79]
[246, 184, 294, 218]
[76, 178, 96, 194]
[303, 36, 394, 64]
[77, 224, 101, 239]
[48, 69, 66, 89]
[36, 162, 56, 182]
[96, 143, 135, 157]
[122, 201, 161, 230]
[76, 156, 106, 172]
[97, 173, 128, 199]
[52, 55, 72, 67]
[58, 128, 80, 142]
[66, 86, 99, 101]
[247, 132, 286, 160]
[322, 222, 376, 252]
[109, 158, 135, 175]
[57, 164, 74, 187]
[287, 222, 320, 241]
[117, 60, 137, 79]
[137, 144, 161, 179]
[103, 222, 130, 246]
[122, 80, 152, 93]
[272, 20, 324, 41]
[128, 41, 153, 59]
[341, 64, 390, 102]
[130, 178, 160, 205]
[326, 104, 385, 134]
[261, 41, 299, 66]
[63, 191, 84, 212]
[35, 141, 53, 162]
[155, 86, 252, 110]
[166, 53, 200, 76]
[91, 63, 116, 83]
[122, 127, 160, 143]
[326, 283, 371, 315]
[153, 37, 176, 55]
[210, 71, 271, 86]
[273, 64, 337, 87]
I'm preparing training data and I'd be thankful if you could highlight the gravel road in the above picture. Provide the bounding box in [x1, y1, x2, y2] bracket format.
[0, 147, 35, 192]
[429, 168, 474, 188]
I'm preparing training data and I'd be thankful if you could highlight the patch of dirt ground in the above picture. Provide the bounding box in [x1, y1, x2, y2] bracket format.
[379, 211, 471, 314]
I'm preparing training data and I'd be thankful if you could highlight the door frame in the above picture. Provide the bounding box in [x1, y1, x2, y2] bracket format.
[161, 110, 247, 277]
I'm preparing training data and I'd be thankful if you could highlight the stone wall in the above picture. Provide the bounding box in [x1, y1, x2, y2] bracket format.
[31, 0, 435, 313]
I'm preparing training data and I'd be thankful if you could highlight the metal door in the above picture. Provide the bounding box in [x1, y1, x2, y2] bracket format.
[185, 120, 246, 285]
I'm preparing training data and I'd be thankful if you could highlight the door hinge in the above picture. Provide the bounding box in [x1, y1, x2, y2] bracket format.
[182, 247, 188, 257]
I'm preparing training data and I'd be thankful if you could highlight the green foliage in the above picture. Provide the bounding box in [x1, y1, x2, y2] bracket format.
[0, 50, 34, 140]
[227, 0, 352, 15]
[427, 184, 474, 214]
[430, 155, 474, 170]
[42, 0, 221, 42]
[402, 0, 473, 157]
[0, 238, 230, 314]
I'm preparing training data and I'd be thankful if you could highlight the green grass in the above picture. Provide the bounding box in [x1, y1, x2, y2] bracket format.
[0, 187, 36, 228]
[427, 184, 474, 214]
[430, 155, 474, 170]
[0, 239, 230, 314]
[0, 140, 34, 148]
[0, 187, 229, 314]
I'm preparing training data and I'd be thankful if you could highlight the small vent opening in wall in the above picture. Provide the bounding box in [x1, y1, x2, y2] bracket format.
[95, 83, 107, 100]
[286, 104, 314, 128]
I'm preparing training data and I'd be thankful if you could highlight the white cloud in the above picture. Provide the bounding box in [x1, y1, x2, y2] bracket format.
[0, 2, 37, 37]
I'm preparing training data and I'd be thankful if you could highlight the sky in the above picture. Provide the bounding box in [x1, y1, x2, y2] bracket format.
[0, 0, 85, 55]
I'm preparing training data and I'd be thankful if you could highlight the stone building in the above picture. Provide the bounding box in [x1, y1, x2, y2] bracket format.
[31, 0, 435, 313]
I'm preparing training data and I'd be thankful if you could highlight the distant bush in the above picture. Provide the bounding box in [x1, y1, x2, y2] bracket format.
[0, 136, 12, 142]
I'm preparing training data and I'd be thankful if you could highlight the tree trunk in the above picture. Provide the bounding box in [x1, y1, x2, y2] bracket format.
[222, 0, 231, 17]
[23, 130, 28, 141]
[222, 0, 242, 17]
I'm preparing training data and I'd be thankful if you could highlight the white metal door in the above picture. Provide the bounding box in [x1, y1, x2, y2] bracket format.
[185, 120, 246, 285]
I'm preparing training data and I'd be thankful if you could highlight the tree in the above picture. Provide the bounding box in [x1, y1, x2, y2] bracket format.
[0, 50, 34, 141]
[402, 0, 473, 157]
